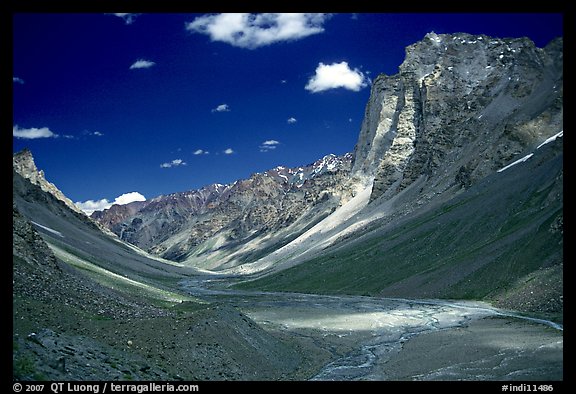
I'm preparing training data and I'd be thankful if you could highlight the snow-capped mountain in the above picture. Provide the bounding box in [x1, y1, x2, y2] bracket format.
[91, 152, 355, 266]
[265, 153, 354, 187]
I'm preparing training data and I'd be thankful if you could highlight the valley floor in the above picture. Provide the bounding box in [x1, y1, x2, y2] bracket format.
[380, 317, 562, 381]
[13, 270, 563, 382]
[184, 278, 564, 381]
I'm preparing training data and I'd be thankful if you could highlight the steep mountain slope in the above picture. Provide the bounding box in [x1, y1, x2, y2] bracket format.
[13, 148, 86, 215]
[223, 33, 563, 279]
[13, 154, 320, 381]
[92, 33, 562, 281]
[13, 169, 194, 283]
[238, 132, 563, 315]
[235, 33, 563, 315]
[93, 153, 356, 270]
[354, 32, 562, 202]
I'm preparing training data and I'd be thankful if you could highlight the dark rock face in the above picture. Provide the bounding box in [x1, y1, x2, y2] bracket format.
[13, 202, 60, 272]
[352, 33, 563, 202]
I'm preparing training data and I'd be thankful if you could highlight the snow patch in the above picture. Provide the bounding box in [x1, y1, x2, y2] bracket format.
[497, 153, 534, 173]
[536, 130, 563, 150]
[31, 221, 64, 237]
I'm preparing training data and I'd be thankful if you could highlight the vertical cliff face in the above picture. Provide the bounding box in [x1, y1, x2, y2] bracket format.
[352, 32, 563, 202]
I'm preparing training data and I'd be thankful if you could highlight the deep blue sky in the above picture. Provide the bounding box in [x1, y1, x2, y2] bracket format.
[12, 13, 563, 212]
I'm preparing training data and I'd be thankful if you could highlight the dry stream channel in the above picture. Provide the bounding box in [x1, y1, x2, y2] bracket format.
[181, 277, 563, 381]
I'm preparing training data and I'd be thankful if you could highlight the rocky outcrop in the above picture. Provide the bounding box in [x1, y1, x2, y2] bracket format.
[353, 33, 563, 202]
[13, 202, 60, 271]
[13, 149, 86, 215]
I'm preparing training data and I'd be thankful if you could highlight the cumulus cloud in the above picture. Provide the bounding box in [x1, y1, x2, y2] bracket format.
[75, 199, 111, 216]
[92, 131, 104, 136]
[212, 104, 230, 113]
[160, 159, 187, 168]
[114, 192, 146, 205]
[186, 13, 330, 49]
[129, 59, 155, 70]
[13, 125, 57, 139]
[260, 140, 280, 152]
[223, 148, 234, 155]
[287, 117, 297, 124]
[13, 77, 24, 84]
[109, 13, 140, 25]
[305, 61, 368, 93]
[193, 149, 210, 155]
[76, 192, 146, 215]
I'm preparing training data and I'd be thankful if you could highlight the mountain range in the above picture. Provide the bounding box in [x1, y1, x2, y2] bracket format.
[87, 33, 563, 305]
[13, 32, 563, 381]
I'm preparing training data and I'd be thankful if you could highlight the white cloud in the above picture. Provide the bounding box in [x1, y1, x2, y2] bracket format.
[13, 77, 24, 84]
[287, 117, 297, 124]
[75, 191, 146, 215]
[130, 59, 155, 70]
[109, 13, 140, 25]
[160, 159, 187, 168]
[223, 148, 234, 155]
[114, 191, 146, 205]
[74, 199, 110, 216]
[13, 125, 57, 139]
[281, 80, 287, 84]
[83, 130, 104, 137]
[193, 149, 210, 155]
[260, 140, 280, 152]
[186, 13, 330, 49]
[212, 103, 230, 113]
[305, 61, 368, 93]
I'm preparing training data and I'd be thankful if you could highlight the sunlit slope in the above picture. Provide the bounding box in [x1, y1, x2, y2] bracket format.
[237, 138, 562, 314]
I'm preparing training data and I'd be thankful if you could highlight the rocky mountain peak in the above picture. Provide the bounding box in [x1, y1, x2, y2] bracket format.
[13, 149, 86, 215]
[352, 32, 563, 202]
[13, 148, 38, 180]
